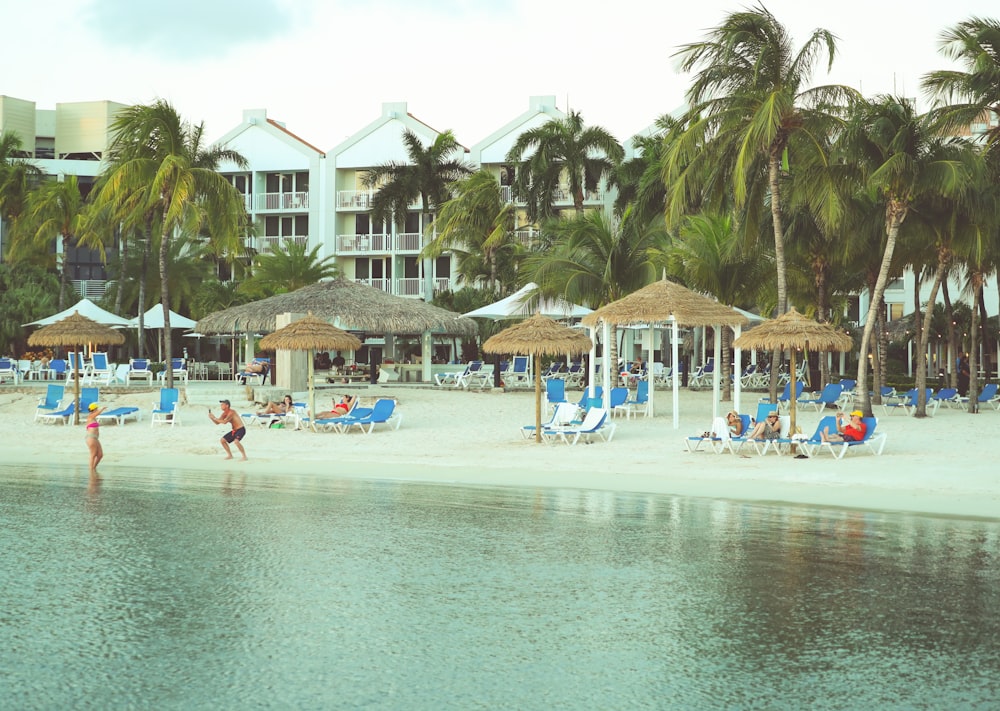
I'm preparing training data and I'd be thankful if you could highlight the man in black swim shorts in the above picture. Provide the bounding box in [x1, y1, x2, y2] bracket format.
[209, 399, 248, 461]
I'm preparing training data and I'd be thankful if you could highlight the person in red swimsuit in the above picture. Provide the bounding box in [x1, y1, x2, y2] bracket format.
[822, 410, 867, 442]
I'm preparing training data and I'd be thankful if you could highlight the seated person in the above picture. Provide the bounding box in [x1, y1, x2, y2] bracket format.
[822, 410, 867, 442]
[630, 356, 645, 375]
[745, 411, 781, 440]
[258, 394, 295, 417]
[244, 359, 266, 374]
[315, 352, 332, 370]
[331, 352, 346, 370]
[725, 410, 743, 436]
[315, 394, 357, 420]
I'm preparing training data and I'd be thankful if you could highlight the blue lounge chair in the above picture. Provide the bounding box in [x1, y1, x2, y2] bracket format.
[958, 383, 1000, 410]
[37, 386, 99, 425]
[151, 388, 180, 426]
[608, 386, 629, 418]
[521, 402, 580, 439]
[929, 387, 960, 414]
[127, 358, 154, 385]
[797, 382, 845, 412]
[762, 380, 804, 410]
[35, 384, 66, 421]
[97, 407, 141, 426]
[881, 388, 931, 416]
[621, 380, 650, 418]
[504, 356, 530, 388]
[542, 407, 615, 445]
[0, 357, 18, 384]
[87, 352, 114, 386]
[337, 398, 401, 434]
[545, 378, 569, 411]
[800, 416, 886, 459]
[236, 358, 269, 386]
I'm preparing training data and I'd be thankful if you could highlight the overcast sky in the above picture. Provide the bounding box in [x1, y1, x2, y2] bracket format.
[4, 0, 997, 151]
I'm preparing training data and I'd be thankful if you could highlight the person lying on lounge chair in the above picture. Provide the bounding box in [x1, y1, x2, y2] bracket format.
[258, 395, 295, 416]
[821, 410, 867, 443]
[315, 394, 357, 420]
[745, 411, 781, 441]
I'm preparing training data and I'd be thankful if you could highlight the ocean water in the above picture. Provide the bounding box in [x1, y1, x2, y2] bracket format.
[1, 464, 998, 710]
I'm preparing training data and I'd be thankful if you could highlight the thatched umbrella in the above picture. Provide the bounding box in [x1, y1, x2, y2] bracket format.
[27, 311, 126, 425]
[582, 279, 749, 427]
[483, 314, 592, 443]
[733, 308, 853, 435]
[258, 313, 362, 422]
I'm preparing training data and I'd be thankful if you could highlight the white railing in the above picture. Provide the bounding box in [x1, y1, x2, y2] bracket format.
[337, 190, 374, 209]
[336, 233, 392, 252]
[351, 277, 450, 298]
[513, 228, 539, 246]
[252, 191, 309, 211]
[355, 278, 391, 293]
[395, 232, 422, 251]
[72, 280, 108, 299]
[257, 235, 307, 253]
[396, 278, 423, 297]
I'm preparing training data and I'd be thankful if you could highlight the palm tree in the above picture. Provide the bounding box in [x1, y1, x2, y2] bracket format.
[423, 170, 518, 292]
[96, 100, 248, 386]
[667, 4, 859, 327]
[505, 110, 624, 222]
[241, 240, 338, 298]
[8, 175, 108, 310]
[839, 96, 974, 416]
[0, 131, 41, 225]
[611, 114, 684, 224]
[363, 129, 471, 302]
[521, 209, 667, 373]
[660, 211, 770, 399]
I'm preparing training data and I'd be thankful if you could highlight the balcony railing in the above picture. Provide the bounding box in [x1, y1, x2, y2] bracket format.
[251, 191, 309, 212]
[498, 185, 605, 205]
[336, 189, 426, 211]
[335, 233, 423, 253]
[513, 228, 540, 247]
[256, 236, 308, 253]
[72, 280, 108, 300]
[353, 277, 452, 298]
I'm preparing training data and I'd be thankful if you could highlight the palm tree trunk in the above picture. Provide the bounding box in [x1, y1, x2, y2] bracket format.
[160, 225, 173, 389]
[942, 281, 957, 388]
[915, 259, 948, 418]
[768, 154, 787, 316]
[968, 271, 983, 413]
[856, 208, 905, 416]
[58, 232, 75, 311]
[113, 229, 129, 316]
[816, 262, 829, 386]
[137, 220, 152, 359]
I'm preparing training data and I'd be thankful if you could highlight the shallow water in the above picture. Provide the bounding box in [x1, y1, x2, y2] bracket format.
[2, 464, 999, 710]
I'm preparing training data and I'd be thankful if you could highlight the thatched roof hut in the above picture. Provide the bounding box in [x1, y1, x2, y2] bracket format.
[195, 278, 477, 337]
[582, 279, 748, 328]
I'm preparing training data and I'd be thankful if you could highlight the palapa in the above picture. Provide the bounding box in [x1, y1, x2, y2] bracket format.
[195, 278, 477, 337]
[28, 311, 126, 425]
[583, 279, 749, 426]
[483, 314, 592, 443]
[258, 314, 362, 422]
[733, 308, 853, 435]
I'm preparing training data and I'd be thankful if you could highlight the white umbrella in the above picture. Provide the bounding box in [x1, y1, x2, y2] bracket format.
[24, 298, 131, 327]
[129, 305, 197, 330]
[462, 283, 592, 320]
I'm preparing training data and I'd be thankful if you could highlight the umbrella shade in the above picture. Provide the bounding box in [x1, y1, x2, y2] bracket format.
[195, 278, 477, 337]
[483, 314, 592, 443]
[25, 298, 132, 327]
[130, 305, 198, 330]
[28, 312, 126, 425]
[581, 279, 748, 329]
[733, 308, 853, 435]
[463, 283, 592, 320]
[258, 314, 362, 423]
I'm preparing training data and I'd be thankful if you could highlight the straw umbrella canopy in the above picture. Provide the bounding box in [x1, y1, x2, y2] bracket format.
[27, 311, 126, 425]
[733, 308, 853, 435]
[582, 279, 749, 426]
[258, 313, 362, 423]
[483, 314, 592, 443]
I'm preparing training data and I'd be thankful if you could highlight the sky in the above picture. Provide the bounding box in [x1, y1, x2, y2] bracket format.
[3, 0, 998, 151]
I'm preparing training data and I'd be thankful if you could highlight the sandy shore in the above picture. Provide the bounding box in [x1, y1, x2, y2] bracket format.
[3, 380, 999, 519]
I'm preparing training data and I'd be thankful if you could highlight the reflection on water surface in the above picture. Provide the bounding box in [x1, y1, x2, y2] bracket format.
[2, 465, 998, 710]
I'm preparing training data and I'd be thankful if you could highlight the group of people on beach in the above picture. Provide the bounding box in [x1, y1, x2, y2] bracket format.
[705, 408, 866, 445]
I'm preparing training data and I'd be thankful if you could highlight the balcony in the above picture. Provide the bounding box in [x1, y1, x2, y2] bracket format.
[336, 189, 427, 211]
[335, 233, 423, 254]
[251, 191, 310, 212]
[72, 280, 108, 300]
[498, 185, 605, 205]
[256, 236, 308, 253]
[353, 277, 452, 299]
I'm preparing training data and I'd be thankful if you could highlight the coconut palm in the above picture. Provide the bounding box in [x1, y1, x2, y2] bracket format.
[241, 240, 339, 298]
[839, 96, 975, 416]
[423, 170, 518, 292]
[667, 4, 859, 327]
[96, 100, 248, 386]
[0, 131, 41, 225]
[505, 110, 624, 222]
[363, 129, 471, 302]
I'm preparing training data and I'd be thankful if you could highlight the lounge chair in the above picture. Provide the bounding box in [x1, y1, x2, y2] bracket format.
[35, 384, 66, 421]
[539, 361, 563, 381]
[686, 413, 751, 454]
[151, 387, 180, 426]
[521, 402, 580, 439]
[48, 359, 67, 381]
[0, 357, 19, 384]
[621, 380, 650, 419]
[957, 383, 1000, 410]
[127, 358, 154, 385]
[96, 407, 141, 426]
[307, 398, 363, 432]
[929, 387, 960, 414]
[435, 361, 474, 387]
[37, 387, 99, 425]
[158, 358, 188, 384]
[797, 383, 845, 412]
[86, 352, 115, 386]
[541, 407, 615, 445]
[236, 359, 269, 386]
[563, 361, 585, 388]
[800, 416, 886, 459]
[110, 363, 131, 386]
[761, 381, 804, 411]
[545, 378, 569, 412]
[881, 388, 930, 416]
[337, 398, 401, 434]
[458, 361, 492, 390]
[504, 356, 530, 388]
[688, 358, 714, 388]
[608, 386, 629, 418]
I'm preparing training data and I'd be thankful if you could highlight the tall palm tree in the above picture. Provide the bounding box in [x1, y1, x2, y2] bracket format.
[611, 114, 683, 224]
[96, 100, 247, 386]
[8, 175, 108, 310]
[423, 170, 518, 292]
[839, 96, 974, 415]
[660, 211, 770, 399]
[0, 131, 41, 225]
[667, 4, 859, 325]
[505, 110, 624, 222]
[363, 129, 471, 302]
[241, 240, 339, 298]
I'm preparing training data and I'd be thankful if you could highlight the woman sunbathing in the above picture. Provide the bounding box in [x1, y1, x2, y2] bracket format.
[315, 395, 357, 420]
[745, 411, 781, 441]
[258, 395, 294, 416]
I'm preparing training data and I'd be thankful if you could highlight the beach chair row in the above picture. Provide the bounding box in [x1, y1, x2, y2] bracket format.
[35, 385, 180, 426]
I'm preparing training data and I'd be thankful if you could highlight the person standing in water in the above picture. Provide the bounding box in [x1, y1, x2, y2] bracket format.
[84, 402, 106, 475]
[209, 399, 248, 461]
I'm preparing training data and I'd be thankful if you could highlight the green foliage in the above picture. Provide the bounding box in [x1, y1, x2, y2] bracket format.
[0, 264, 59, 355]
[240, 241, 338, 298]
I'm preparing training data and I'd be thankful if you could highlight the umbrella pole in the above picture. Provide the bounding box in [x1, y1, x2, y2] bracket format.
[790, 348, 797, 452]
[534, 361, 542, 444]
[73, 346, 81, 426]
[308, 352, 316, 429]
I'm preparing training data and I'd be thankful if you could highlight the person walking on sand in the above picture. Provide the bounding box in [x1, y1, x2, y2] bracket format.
[84, 402, 106, 474]
[209, 399, 247, 461]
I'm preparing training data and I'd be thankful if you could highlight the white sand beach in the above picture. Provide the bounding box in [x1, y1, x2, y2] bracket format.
[3, 381, 998, 519]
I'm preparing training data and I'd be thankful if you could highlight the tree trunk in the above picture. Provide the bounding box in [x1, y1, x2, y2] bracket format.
[914, 259, 948, 418]
[856, 204, 906, 416]
[815, 260, 829, 386]
[160, 224, 173, 389]
[968, 271, 983, 413]
[137, 219, 152, 359]
[721, 326, 732, 402]
[113, 228, 129, 316]
[58, 233, 76, 311]
[768, 155, 787, 317]
[942, 281, 957, 388]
